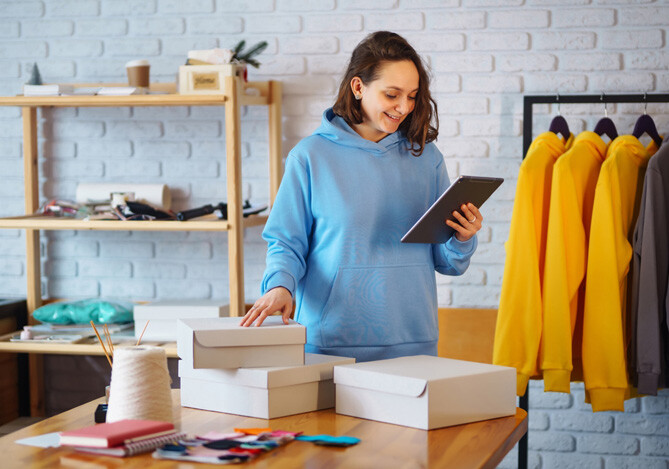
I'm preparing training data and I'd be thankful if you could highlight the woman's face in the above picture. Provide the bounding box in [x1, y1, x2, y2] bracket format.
[351, 60, 419, 143]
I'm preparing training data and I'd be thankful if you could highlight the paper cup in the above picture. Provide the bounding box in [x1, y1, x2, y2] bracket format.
[125, 59, 150, 88]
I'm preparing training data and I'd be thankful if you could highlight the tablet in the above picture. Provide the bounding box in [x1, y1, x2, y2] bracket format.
[401, 175, 503, 244]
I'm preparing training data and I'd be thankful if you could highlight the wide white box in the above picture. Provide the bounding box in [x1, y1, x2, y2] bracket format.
[134, 300, 229, 342]
[180, 353, 355, 419]
[177, 316, 306, 369]
[334, 355, 516, 430]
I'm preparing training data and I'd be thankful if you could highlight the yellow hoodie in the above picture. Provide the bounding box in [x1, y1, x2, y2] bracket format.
[582, 135, 658, 412]
[541, 132, 608, 393]
[494, 131, 572, 396]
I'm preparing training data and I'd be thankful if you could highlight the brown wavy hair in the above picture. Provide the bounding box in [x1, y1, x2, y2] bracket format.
[332, 31, 438, 157]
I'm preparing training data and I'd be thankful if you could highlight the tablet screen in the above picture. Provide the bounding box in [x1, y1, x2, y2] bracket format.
[401, 175, 503, 244]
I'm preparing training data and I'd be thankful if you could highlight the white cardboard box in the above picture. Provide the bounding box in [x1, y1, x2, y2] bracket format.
[180, 353, 355, 419]
[177, 316, 306, 369]
[334, 355, 516, 430]
[134, 300, 229, 342]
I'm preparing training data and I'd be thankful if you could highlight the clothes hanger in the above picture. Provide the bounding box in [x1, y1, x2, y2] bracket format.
[632, 93, 663, 147]
[548, 93, 570, 139]
[593, 93, 618, 141]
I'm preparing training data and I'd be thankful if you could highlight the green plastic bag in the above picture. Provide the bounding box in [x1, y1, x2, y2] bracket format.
[32, 299, 133, 325]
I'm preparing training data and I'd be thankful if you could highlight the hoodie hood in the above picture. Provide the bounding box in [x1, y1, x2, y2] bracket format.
[313, 108, 405, 156]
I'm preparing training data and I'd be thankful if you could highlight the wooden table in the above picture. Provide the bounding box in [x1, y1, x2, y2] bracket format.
[0, 390, 527, 468]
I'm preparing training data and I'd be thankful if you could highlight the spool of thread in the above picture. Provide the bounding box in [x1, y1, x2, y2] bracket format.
[106, 346, 173, 423]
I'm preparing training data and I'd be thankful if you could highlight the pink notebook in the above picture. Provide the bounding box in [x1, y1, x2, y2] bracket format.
[59, 419, 175, 448]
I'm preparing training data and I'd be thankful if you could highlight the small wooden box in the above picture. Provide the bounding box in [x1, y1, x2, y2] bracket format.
[178, 64, 247, 94]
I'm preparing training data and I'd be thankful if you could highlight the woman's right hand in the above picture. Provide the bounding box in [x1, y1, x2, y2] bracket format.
[239, 287, 293, 327]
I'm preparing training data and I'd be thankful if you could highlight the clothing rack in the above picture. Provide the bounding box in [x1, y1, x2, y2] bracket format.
[523, 93, 669, 156]
[518, 93, 669, 469]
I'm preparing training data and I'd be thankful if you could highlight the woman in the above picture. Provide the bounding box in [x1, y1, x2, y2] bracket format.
[240, 31, 482, 362]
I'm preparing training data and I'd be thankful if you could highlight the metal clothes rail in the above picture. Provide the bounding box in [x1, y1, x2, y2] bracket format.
[518, 93, 669, 469]
[523, 93, 669, 156]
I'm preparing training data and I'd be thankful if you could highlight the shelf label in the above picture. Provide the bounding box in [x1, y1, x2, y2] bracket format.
[192, 72, 220, 90]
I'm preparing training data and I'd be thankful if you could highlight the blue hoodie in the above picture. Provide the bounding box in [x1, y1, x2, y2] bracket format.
[261, 108, 477, 362]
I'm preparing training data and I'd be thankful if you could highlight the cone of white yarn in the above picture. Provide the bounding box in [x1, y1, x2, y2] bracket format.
[106, 346, 173, 423]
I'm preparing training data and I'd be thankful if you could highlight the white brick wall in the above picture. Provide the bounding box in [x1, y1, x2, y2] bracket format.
[0, 0, 668, 464]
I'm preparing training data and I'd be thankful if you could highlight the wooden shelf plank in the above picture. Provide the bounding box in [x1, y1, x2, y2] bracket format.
[0, 214, 267, 231]
[0, 81, 272, 107]
[0, 332, 177, 357]
[0, 216, 230, 231]
[0, 94, 229, 107]
[243, 214, 269, 228]
[0, 94, 270, 107]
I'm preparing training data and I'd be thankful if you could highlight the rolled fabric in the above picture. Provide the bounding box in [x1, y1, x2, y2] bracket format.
[76, 183, 171, 210]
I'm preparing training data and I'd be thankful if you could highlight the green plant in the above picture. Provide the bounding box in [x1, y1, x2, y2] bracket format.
[232, 40, 268, 68]
[27, 63, 43, 85]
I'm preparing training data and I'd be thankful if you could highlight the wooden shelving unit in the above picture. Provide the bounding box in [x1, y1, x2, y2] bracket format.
[0, 76, 282, 415]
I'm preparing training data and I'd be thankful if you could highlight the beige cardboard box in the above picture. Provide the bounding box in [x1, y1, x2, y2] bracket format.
[178, 64, 246, 94]
[177, 316, 306, 369]
[134, 300, 229, 342]
[179, 353, 355, 419]
[334, 355, 516, 430]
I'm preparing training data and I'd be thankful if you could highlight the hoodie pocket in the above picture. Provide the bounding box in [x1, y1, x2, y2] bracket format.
[320, 264, 438, 348]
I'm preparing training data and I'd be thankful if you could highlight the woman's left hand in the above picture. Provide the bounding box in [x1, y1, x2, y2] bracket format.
[446, 203, 482, 242]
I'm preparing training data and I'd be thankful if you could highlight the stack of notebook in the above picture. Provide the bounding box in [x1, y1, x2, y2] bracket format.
[59, 419, 185, 457]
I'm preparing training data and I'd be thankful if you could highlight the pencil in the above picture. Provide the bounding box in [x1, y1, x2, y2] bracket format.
[136, 320, 149, 346]
[103, 323, 114, 357]
[90, 320, 113, 368]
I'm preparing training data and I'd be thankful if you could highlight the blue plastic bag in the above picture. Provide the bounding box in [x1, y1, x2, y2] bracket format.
[32, 299, 133, 324]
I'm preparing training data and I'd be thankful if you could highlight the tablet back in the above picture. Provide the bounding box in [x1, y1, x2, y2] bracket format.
[401, 176, 503, 244]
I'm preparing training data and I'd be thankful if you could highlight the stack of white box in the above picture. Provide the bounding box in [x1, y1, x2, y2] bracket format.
[176, 316, 355, 419]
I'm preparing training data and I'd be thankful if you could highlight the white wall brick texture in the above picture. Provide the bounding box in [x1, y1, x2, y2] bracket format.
[217, 0, 274, 14]
[405, 33, 466, 52]
[469, 32, 530, 50]
[44, 259, 76, 277]
[305, 14, 362, 33]
[489, 10, 550, 29]
[278, 0, 335, 12]
[0, 2, 44, 18]
[22, 20, 74, 37]
[47, 0, 100, 17]
[498, 53, 557, 72]
[1, 0, 668, 462]
[606, 457, 667, 469]
[553, 8, 616, 28]
[102, 0, 156, 16]
[365, 12, 425, 31]
[533, 31, 596, 50]
[600, 29, 664, 50]
[159, 0, 214, 15]
[429, 11, 486, 30]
